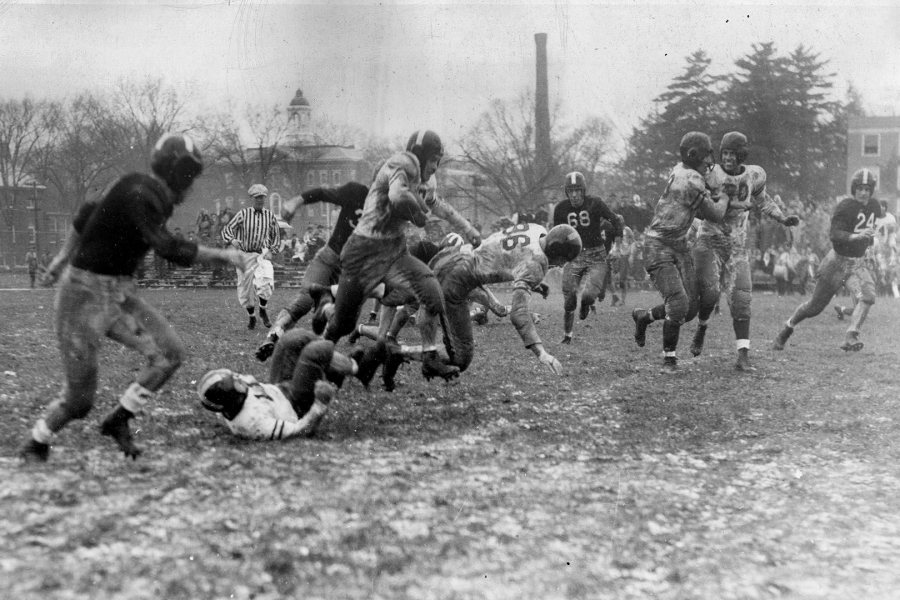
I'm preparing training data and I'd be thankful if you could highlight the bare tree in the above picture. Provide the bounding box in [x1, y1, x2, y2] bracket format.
[454, 90, 617, 221]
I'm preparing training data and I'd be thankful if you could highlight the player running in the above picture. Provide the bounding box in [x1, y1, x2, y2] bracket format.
[19, 133, 245, 462]
[631, 132, 727, 371]
[773, 168, 884, 352]
[552, 171, 621, 344]
[689, 132, 799, 370]
[255, 181, 368, 362]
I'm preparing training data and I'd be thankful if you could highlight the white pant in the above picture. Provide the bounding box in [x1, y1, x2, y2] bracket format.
[236, 252, 274, 309]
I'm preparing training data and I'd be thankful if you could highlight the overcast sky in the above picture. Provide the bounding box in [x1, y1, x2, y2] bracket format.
[2, 1, 899, 150]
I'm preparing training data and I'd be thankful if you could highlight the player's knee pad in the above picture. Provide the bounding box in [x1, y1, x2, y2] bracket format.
[665, 293, 689, 325]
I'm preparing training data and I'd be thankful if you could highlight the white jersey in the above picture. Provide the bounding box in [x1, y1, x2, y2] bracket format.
[473, 222, 550, 292]
[222, 377, 327, 440]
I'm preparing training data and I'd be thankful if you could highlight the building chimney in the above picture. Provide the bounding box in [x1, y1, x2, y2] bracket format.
[534, 33, 552, 181]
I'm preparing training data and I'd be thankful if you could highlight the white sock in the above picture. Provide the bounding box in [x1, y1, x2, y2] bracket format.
[32, 419, 54, 444]
[736, 339, 750, 350]
[119, 382, 154, 414]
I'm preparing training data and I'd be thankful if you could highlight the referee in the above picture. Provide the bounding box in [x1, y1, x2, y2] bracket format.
[221, 184, 281, 329]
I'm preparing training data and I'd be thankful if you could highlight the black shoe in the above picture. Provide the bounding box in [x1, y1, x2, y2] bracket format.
[255, 336, 277, 362]
[382, 341, 407, 392]
[560, 334, 572, 345]
[259, 308, 271, 328]
[247, 315, 257, 330]
[19, 438, 50, 463]
[834, 305, 845, 321]
[421, 351, 459, 382]
[734, 348, 755, 371]
[353, 341, 387, 389]
[472, 309, 488, 325]
[690, 325, 707, 357]
[839, 331, 864, 352]
[660, 356, 678, 372]
[632, 309, 651, 347]
[772, 325, 794, 351]
[579, 301, 592, 320]
[100, 408, 142, 460]
[367, 311, 378, 325]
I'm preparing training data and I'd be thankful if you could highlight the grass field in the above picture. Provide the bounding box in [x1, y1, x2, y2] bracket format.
[2, 281, 899, 600]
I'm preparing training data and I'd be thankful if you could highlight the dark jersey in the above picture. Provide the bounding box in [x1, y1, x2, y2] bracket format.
[552, 195, 621, 250]
[830, 196, 883, 258]
[71, 173, 197, 276]
[301, 182, 367, 254]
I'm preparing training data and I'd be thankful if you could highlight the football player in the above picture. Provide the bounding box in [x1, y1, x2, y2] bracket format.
[386, 222, 581, 385]
[773, 168, 884, 351]
[631, 132, 727, 371]
[198, 329, 385, 440]
[320, 130, 481, 382]
[689, 132, 799, 370]
[20, 133, 245, 462]
[552, 171, 622, 344]
[255, 181, 369, 362]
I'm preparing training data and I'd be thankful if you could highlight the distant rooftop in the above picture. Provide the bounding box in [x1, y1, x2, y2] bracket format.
[848, 115, 900, 130]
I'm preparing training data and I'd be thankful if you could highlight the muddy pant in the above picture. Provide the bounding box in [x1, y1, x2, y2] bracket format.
[790, 250, 875, 326]
[284, 245, 341, 322]
[45, 266, 184, 425]
[269, 329, 335, 417]
[693, 235, 752, 323]
[562, 246, 609, 312]
[326, 234, 444, 344]
[644, 238, 697, 325]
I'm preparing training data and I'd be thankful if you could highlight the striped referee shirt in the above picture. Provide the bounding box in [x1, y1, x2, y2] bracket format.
[221, 207, 281, 253]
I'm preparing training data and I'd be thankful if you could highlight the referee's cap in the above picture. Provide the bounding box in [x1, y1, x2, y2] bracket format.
[248, 184, 269, 198]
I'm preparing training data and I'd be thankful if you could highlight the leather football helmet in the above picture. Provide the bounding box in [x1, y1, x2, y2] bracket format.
[406, 130, 443, 169]
[564, 171, 587, 207]
[197, 369, 247, 419]
[719, 131, 748, 168]
[544, 224, 582, 264]
[850, 168, 877, 195]
[151, 133, 203, 193]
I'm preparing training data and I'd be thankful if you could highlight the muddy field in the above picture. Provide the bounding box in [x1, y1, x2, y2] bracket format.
[2, 283, 899, 599]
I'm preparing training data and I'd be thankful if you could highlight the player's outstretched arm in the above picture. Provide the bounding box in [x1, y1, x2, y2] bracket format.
[195, 245, 245, 272]
[40, 226, 81, 286]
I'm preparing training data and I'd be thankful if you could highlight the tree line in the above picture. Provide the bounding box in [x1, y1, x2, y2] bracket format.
[0, 41, 866, 221]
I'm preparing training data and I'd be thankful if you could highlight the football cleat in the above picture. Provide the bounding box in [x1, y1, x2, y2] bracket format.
[690, 325, 707, 357]
[472, 308, 488, 326]
[734, 348, 755, 371]
[19, 438, 50, 463]
[560, 334, 572, 345]
[839, 331, 863, 352]
[259, 308, 271, 328]
[100, 409, 142, 460]
[382, 341, 407, 392]
[833, 305, 845, 321]
[311, 302, 333, 336]
[255, 339, 277, 362]
[771, 325, 794, 351]
[632, 308, 651, 347]
[247, 315, 257, 330]
[660, 356, 678, 373]
[421, 351, 460, 382]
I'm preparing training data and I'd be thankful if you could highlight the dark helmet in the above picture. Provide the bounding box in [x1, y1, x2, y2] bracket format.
[678, 132, 713, 169]
[719, 131, 748, 164]
[151, 133, 203, 193]
[564, 171, 586, 194]
[196, 369, 247, 420]
[406, 130, 444, 171]
[544, 224, 582, 263]
[850, 168, 877, 195]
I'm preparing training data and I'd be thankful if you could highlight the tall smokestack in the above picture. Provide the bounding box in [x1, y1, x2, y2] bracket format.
[534, 33, 552, 181]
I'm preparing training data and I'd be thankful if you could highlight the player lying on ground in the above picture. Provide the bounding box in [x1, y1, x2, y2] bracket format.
[198, 328, 386, 440]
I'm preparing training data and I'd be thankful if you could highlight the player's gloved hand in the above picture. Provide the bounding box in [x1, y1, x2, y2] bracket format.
[782, 215, 800, 227]
[538, 350, 563, 375]
[534, 282, 550, 299]
[467, 230, 482, 249]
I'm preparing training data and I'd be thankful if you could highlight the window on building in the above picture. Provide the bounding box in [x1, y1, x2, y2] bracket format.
[319, 170, 329, 187]
[307, 171, 315, 187]
[863, 134, 880, 156]
[332, 170, 341, 185]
